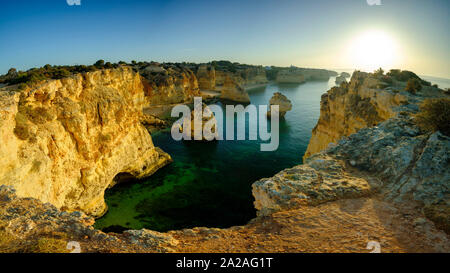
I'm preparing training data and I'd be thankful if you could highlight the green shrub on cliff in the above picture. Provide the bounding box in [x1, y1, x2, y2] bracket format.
[415, 98, 450, 136]
[387, 69, 431, 86]
[0, 63, 111, 87]
[405, 78, 422, 94]
[94, 59, 105, 68]
[374, 67, 384, 77]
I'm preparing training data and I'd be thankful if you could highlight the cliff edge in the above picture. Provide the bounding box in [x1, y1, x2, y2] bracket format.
[0, 67, 172, 217]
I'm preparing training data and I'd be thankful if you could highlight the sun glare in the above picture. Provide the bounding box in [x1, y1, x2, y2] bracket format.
[347, 30, 399, 72]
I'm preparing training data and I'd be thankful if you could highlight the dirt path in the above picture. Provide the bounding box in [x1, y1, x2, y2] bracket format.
[167, 197, 449, 253]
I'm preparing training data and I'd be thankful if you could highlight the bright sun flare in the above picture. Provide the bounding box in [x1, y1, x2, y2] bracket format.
[348, 30, 399, 72]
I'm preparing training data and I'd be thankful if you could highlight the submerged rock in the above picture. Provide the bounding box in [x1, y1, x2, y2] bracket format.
[267, 92, 292, 117]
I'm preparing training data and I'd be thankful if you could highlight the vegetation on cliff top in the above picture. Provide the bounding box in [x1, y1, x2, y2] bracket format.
[415, 98, 450, 136]
[0, 60, 127, 89]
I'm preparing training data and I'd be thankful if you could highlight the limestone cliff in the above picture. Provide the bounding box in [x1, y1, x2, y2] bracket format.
[253, 115, 449, 233]
[196, 65, 216, 90]
[267, 92, 292, 117]
[136, 63, 201, 105]
[0, 67, 172, 217]
[275, 69, 305, 84]
[254, 71, 449, 233]
[215, 66, 268, 88]
[303, 71, 447, 160]
[220, 76, 251, 103]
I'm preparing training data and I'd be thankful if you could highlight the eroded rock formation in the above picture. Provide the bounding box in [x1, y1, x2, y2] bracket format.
[275, 69, 305, 84]
[304, 71, 417, 160]
[254, 71, 449, 233]
[196, 65, 216, 90]
[220, 76, 250, 103]
[175, 103, 218, 141]
[137, 63, 201, 105]
[0, 67, 172, 217]
[267, 92, 292, 117]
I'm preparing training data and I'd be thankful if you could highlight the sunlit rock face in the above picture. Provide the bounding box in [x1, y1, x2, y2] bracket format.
[138, 63, 201, 105]
[216, 66, 268, 87]
[0, 67, 171, 217]
[335, 75, 347, 85]
[252, 154, 378, 216]
[304, 71, 410, 160]
[196, 65, 216, 90]
[175, 103, 218, 141]
[267, 92, 292, 117]
[253, 114, 449, 232]
[275, 70, 305, 83]
[220, 76, 250, 103]
[254, 70, 450, 232]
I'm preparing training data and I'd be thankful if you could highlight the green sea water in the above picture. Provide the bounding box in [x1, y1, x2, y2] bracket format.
[94, 77, 344, 232]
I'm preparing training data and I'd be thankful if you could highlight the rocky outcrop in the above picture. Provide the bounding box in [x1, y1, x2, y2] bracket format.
[298, 68, 337, 81]
[326, 116, 449, 233]
[340, 72, 351, 78]
[175, 103, 218, 141]
[255, 71, 449, 233]
[209, 62, 268, 88]
[0, 185, 178, 253]
[137, 63, 201, 105]
[196, 65, 216, 90]
[335, 75, 347, 85]
[220, 76, 250, 103]
[267, 92, 292, 117]
[304, 71, 412, 160]
[0, 67, 172, 217]
[276, 69, 305, 84]
[252, 154, 378, 216]
[253, 114, 449, 232]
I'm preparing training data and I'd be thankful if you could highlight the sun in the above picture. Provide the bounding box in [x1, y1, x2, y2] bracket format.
[347, 30, 399, 72]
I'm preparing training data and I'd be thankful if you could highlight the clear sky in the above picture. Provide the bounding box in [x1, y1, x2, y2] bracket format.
[0, 0, 449, 78]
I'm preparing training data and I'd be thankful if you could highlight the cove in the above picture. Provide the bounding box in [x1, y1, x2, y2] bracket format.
[94, 76, 345, 233]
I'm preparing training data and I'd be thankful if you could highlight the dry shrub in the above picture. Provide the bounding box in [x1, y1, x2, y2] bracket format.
[414, 98, 450, 136]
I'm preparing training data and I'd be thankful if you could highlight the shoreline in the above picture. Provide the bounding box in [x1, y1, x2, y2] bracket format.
[243, 82, 269, 91]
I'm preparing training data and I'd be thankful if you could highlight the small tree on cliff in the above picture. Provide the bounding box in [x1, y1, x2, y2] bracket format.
[415, 98, 450, 136]
[374, 68, 384, 77]
[94, 59, 105, 68]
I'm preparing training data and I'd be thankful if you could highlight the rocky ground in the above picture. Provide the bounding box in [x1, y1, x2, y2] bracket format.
[1, 185, 447, 253]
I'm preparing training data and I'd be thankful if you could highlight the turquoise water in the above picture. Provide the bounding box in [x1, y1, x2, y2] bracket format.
[94, 77, 342, 232]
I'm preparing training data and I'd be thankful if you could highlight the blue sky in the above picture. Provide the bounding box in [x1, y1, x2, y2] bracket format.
[0, 0, 449, 77]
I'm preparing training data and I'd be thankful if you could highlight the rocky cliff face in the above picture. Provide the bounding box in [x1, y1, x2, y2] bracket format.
[253, 115, 449, 233]
[254, 71, 449, 233]
[267, 92, 292, 117]
[220, 76, 251, 103]
[217, 66, 268, 87]
[0, 67, 172, 217]
[304, 71, 421, 160]
[275, 69, 305, 84]
[196, 65, 216, 90]
[137, 63, 201, 105]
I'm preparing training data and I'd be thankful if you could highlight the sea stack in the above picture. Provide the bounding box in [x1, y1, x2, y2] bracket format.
[267, 92, 292, 117]
[177, 103, 218, 141]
